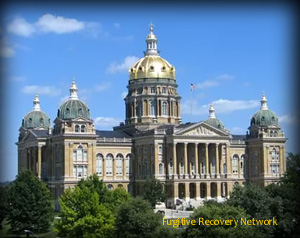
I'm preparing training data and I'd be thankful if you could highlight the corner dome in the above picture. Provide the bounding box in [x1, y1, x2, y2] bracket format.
[57, 81, 90, 120]
[204, 105, 226, 130]
[250, 93, 279, 127]
[129, 24, 176, 81]
[22, 94, 50, 129]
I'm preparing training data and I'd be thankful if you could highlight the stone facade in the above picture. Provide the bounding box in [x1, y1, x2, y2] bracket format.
[17, 25, 287, 210]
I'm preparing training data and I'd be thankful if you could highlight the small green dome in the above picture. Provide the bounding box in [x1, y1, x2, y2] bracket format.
[58, 99, 90, 120]
[205, 118, 225, 130]
[23, 110, 50, 128]
[250, 109, 278, 127]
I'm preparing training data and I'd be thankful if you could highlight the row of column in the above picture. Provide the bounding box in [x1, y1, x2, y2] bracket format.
[170, 142, 231, 178]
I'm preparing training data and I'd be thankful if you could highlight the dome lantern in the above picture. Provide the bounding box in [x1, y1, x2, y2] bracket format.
[69, 80, 78, 100]
[33, 93, 41, 111]
[260, 92, 268, 110]
[145, 23, 159, 56]
[209, 104, 216, 119]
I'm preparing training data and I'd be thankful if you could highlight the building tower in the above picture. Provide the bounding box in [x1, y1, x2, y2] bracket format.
[124, 24, 182, 130]
[247, 93, 287, 186]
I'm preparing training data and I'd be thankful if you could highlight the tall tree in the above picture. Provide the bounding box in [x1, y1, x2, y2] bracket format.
[0, 186, 7, 229]
[6, 170, 53, 233]
[142, 178, 166, 208]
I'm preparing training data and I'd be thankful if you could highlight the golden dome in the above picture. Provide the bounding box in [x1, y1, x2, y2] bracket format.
[129, 55, 176, 80]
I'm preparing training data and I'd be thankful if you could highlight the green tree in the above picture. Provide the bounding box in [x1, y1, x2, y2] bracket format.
[6, 170, 53, 233]
[55, 174, 131, 238]
[116, 197, 172, 238]
[183, 202, 265, 238]
[0, 186, 7, 229]
[142, 178, 166, 208]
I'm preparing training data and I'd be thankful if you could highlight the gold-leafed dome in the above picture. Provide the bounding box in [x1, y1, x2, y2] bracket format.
[129, 56, 176, 80]
[129, 24, 176, 81]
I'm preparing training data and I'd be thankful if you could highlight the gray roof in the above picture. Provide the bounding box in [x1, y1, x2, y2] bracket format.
[31, 129, 50, 138]
[175, 122, 196, 129]
[96, 130, 132, 138]
[231, 134, 246, 140]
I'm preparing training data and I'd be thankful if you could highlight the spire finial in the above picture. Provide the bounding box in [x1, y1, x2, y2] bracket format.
[150, 22, 154, 32]
[69, 80, 78, 99]
[33, 93, 41, 111]
[260, 92, 268, 110]
[209, 104, 216, 118]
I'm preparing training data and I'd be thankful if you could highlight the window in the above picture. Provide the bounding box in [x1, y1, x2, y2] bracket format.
[138, 101, 143, 117]
[240, 155, 244, 174]
[150, 101, 156, 116]
[107, 184, 113, 190]
[40, 118, 44, 126]
[151, 87, 156, 94]
[126, 154, 132, 175]
[106, 154, 113, 175]
[212, 157, 216, 174]
[81, 125, 86, 133]
[274, 131, 278, 137]
[232, 155, 238, 174]
[180, 161, 184, 174]
[270, 164, 279, 175]
[191, 162, 195, 175]
[77, 146, 83, 162]
[149, 66, 154, 71]
[223, 163, 226, 174]
[116, 154, 123, 175]
[159, 163, 163, 174]
[96, 154, 103, 175]
[75, 125, 80, 132]
[138, 87, 143, 94]
[170, 161, 173, 175]
[83, 150, 88, 162]
[78, 108, 83, 117]
[162, 87, 167, 93]
[73, 165, 88, 178]
[158, 145, 163, 154]
[162, 101, 167, 116]
[271, 148, 276, 160]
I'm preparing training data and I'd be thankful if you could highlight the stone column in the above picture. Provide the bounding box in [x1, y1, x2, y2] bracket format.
[38, 146, 42, 178]
[216, 182, 221, 200]
[184, 143, 188, 176]
[173, 143, 177, 178]
[227, 182, 233, 198]
[195, 182, 200, 200]
[113, 156, 117, 180]
[206, 182, 211, 199]
[174, 182, 179, 202]
[205, 143, 209, 176]
[154, 143, 159, 176]
[226, 144, 231, 177]
[216, 143, 219, 177]
[195, 143, 199, 176]
[185, 182, 190, 201]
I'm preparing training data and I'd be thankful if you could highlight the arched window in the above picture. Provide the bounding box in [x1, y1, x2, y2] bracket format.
[159, 163, 163, 175]
[162, 101, 167, 116]
[137, 101, 143, 117]
[223, 163, 226, 174]
[40, 118, 44, 126]
[150, 100, 156, 116]
[126, 154, 132, 175]
[241, 155, 245, 174]
[28, 118, 32, 127]
[232, 155, 238, 174]
[96, 154, 103, 175]
[116, 154, 123, 175]
[77, 146, 83, 162]
[170, 161, 173, 175]
[107, 184, 113, 190]
[271, 148, 276, 160]
[75, 125, 80, 132]
[274, 131, 278, 137]
[78, 108, 83, 117]
[81, 125, 86, 133]
[106, 154, 113, 175]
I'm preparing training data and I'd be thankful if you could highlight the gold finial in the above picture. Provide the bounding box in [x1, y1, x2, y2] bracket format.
[149, 22, 154, 32]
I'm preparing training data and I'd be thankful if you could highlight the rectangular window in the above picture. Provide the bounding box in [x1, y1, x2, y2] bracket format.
[162, 87, 167, 94]
[83, 151, 88, 162]
[116, 159, 123, 175]
[151, 87, 156, 94]
[158, 145, 163, 154]
[126, 159, 130, 175]
[96, 158, 102, 175]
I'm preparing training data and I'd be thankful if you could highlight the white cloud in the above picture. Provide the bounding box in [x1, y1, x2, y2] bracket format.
[35, 14, 85, 34]
[22, 85, 61, 96]
[196, 80, 219, 89]
[94, 117, 123, 129]
[278, 115, 300, 125]
[217, 74, 235, 80]
[114, 23, 120, 28]
[7, 14, 93, 37]
[7, 17, 36, 37]
[106, 56, 139, 74]
[59, 95, 69, 105]
[11, 76, 26, 82]
[181, 99, 260, 115]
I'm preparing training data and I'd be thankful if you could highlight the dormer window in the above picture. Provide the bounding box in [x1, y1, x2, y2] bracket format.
[162, 66, 166, 71]
[81, 125, 86, 133]
[75, 125, 80, 132]
[139, 66, 143, 71]
[40, 118, 44, 126]
[78, 108, 83, 117]
[149, 66, 154, 71]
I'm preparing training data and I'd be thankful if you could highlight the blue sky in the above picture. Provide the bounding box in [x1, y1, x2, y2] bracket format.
[1, 3, 298, 181]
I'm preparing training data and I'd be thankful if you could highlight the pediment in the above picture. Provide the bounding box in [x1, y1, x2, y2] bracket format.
[175, 122, 230, 137]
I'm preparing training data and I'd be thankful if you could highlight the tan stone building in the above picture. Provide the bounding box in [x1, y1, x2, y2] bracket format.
[17, 25, 287, 209]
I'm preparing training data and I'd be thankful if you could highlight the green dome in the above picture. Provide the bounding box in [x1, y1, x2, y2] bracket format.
[58, 99, 90, 120]
[250, 109, 278, 127]
[205, 118, 225, 130]
[23, 110, 50, 128]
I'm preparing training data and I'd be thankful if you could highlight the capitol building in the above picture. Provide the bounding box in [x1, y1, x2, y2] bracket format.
[17, 25, 287, 209]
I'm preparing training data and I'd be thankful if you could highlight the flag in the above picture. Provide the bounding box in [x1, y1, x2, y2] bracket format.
[190, 83, 196, 92]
